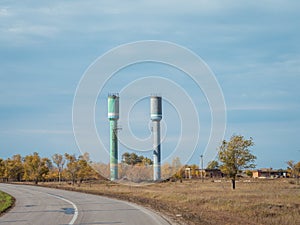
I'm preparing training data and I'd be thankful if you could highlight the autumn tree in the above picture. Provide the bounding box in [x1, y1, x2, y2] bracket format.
[77, 153, 96, 183]
[0, 158, 5, 181]
[189, 164, 199, 177]
[1, 155, 26, 182]
[23, 152, 50, 184]
[64, 153, 98, 184]
[218, 135, 256, 189]
[207, 160, 219, 170]
[64, 153, 80, 185]
[287, 160, 300, 184]
[77, 157, 89, 183]
[5, 154, 24, 181]
[52, 153, 65, 184]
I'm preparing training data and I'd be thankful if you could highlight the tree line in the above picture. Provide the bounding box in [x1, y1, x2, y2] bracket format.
[1, 135, 298, 189]
[0, 152, 99, 185]
[121, 152, 153, 166]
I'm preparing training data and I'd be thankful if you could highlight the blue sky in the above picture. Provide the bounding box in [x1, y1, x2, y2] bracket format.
[0, 0, 299, 169]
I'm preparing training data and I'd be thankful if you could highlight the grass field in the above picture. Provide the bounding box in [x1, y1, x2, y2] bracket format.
[0, 190, 14, 215]
[41, 179, 300, 225]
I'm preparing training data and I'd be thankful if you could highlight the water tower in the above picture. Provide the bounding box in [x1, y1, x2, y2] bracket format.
[108, 94, 119, 180]
[150, 96, 162, 181]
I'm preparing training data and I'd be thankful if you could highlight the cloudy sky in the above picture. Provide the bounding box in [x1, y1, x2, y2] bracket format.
[0, 0, 299, 169]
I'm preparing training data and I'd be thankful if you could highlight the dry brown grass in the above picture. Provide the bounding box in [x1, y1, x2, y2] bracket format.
[40, 179, 300, 225]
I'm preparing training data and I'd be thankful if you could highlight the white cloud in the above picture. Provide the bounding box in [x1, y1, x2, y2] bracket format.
[1, 0, 299, 49]
[0, 129, 73, 136]
[8, 24, 59, 37]
[227, 104, 280, 111]
[17, 129, 72, 135]
[0, 8, 10, 17]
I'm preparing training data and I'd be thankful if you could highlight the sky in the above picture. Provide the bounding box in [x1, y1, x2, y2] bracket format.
[0, 0, 300, 169]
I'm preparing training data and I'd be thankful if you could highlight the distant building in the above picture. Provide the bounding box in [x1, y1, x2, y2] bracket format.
[204, 169, 224, 178]
[252, 168, 286, 178]
[183, 168, 224, 179]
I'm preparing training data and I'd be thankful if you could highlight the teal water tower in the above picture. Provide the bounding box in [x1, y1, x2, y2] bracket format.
[108, 94, 119, 181]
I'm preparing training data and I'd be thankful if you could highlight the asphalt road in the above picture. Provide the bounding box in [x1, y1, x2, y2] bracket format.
[0, 184, 171, 225]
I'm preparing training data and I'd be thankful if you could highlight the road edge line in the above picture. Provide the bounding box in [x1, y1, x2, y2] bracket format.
[47, 193, 78, 225]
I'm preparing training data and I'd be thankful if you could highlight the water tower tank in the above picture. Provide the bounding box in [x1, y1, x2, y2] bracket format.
[150, 96, 162, 121]
[108, 94, 119, 120]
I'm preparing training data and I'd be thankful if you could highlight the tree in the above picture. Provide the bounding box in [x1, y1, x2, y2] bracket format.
[245, 170, 253, 177]
[122, 152, 131, 165]
[120, 152, 153, 181]
[6, 154, 24, 181]
[122, 152, 153, 166]
[218, 135, 256, 189]
[287, 160, 300, 184]
[0, 158, 5, 181]
[64, 153, 80, 185]
[206, 160, 219, 170]
[77, 153, 97, 183]
[129, 153, 139, 165]
[23, 152, 50, 184]
[190, 164, 199, 177]
[52, 153, 65, 184]
[141, 157, 153, 166]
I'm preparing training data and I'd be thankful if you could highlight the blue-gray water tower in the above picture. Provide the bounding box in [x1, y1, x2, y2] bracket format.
[150, 96, 162, 181]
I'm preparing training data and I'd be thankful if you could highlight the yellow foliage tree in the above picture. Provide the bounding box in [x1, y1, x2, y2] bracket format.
[23, 152, 50, 184]
[218, 135, 256, 189]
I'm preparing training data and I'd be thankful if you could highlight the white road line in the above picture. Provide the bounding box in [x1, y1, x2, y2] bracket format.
[123, 200, 171, 225]
[47, 193, 78, 225]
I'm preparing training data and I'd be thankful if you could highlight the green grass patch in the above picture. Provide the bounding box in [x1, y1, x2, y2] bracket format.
[0, 190, 14, 215]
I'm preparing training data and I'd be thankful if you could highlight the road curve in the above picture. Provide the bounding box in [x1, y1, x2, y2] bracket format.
[0, 183, 171, 225]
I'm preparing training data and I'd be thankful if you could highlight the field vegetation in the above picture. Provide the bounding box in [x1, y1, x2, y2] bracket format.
[40, 178, 300, 225]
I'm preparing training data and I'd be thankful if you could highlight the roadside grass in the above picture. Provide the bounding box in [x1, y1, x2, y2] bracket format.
[0, 191, 14, 215]
[39, 179, 300, 225]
